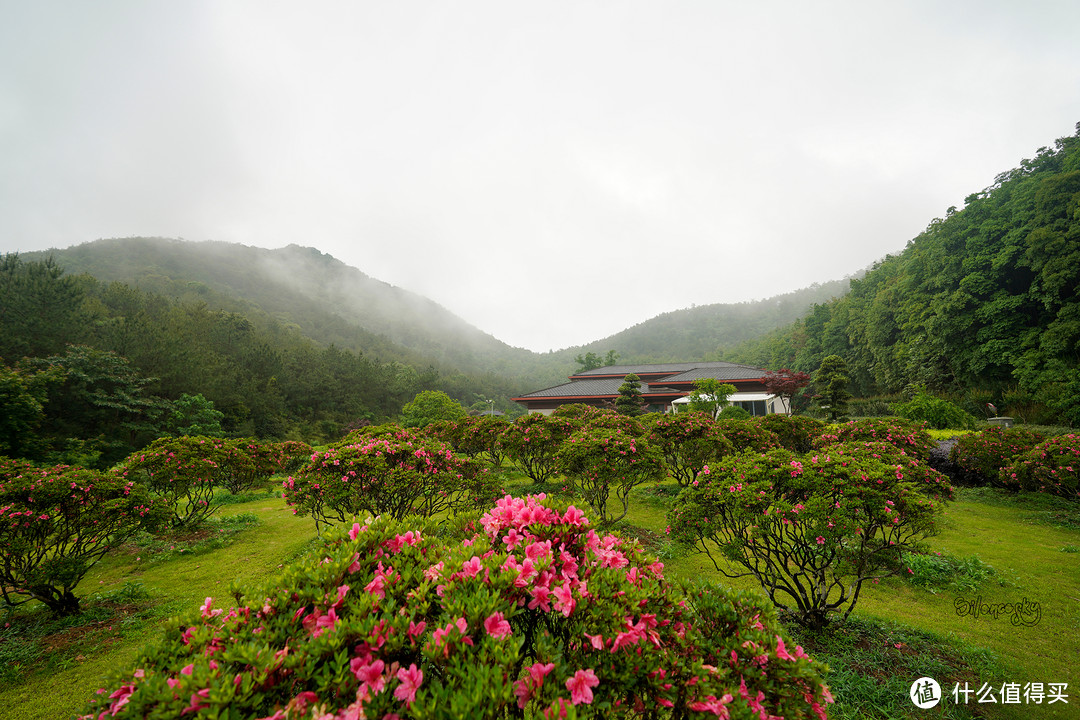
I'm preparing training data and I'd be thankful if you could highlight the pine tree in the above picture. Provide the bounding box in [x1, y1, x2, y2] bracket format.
[814, 355, 850, 421]
[615, 374, 645, 416]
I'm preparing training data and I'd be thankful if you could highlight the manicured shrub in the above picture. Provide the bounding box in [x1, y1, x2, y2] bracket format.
[554, 427, 665, 525]
[645, 412, 733, 487]
[499, 413, 581, 484]
[949, 426, 1046, 487]
[114, 436, 233, 528]
[813, 418, 937, 460]
[400, 390, 467, 428]
[0, 458, 166, 616]
[428, 416, 510, 467]
[1000, 434, 1080, 500]
[890, 389, 976, 430]
[756, 415, 827, 453]
[715, 405, 751, 420]
[283, 428, 500, 531]
[82, 495, 833, 719]
[714, 419, 783, 454]
[670, 447, 951, 629]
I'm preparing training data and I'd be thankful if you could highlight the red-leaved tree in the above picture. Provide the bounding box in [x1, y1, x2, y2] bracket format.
[762, 369, 812, 415]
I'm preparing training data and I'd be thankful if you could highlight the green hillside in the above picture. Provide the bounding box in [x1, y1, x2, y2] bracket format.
[727, 122, 1080, 425]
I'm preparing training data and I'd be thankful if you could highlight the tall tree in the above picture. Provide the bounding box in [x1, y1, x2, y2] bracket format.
[574, 350, 619, 373]
[0, 254, 87, 361]
[761, 369, 812, 415]
[686, 378, 736, 420]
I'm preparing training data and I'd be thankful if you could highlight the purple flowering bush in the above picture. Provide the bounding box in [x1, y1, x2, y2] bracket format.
[283, 427, 501, 531]
[999, 434, 1080, 500]
[670, 448, 951, 630]
[82, 495, 832, 719]
[0, 457, 166, 616]
[949, 426, 1046, 487]
[812, 418, 937, 461]
[646, 413, 734, 488]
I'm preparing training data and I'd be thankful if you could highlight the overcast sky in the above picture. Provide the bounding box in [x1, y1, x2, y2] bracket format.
[2, 1, 1079, 353]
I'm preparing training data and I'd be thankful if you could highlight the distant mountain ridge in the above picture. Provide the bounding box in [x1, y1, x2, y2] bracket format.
[25, 237, 854, 385]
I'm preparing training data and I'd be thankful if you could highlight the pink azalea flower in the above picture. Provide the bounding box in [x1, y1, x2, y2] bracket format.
[350, 657, 386, 695]
[514, 662, 555, 709]
[528, 585, 552, 612]
[566, 669, 600, 705]
[816, 536, 825, 545]
[200, 596, 222, 619]
[584, 632, 604, 650]
[461, 556, 483, 578]
[349, 522, 362, 541]
[552, 583, 575, 617]
[394, 664, 423, 706]
[775, 635, 796, 661]
[484, 612, 512, 639]
[562, 505, 589, 526]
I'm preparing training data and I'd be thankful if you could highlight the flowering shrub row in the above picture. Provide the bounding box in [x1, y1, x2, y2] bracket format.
[283, 426, 503, 531]
[670, 442, 951, 629]
[554, 427, 666, 524]
[0, 457, 166, 616]
[812, 418, 937, 460]
[82, 494, 833, 719]
[1000, 434, 1080, 500]
[115, 437, 308, 528]
[949, 426, 1047, 487]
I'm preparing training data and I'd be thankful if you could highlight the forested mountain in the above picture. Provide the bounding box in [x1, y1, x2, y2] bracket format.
[726, 123, 1080, 425]
[22, 237, 852, 380]
[555, 278, 853, 365]
[4, 238, 850, 462]
[23, 238, 555, 383]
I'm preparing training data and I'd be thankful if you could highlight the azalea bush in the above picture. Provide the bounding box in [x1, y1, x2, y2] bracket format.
[283, 428, 501, 531]
[1000, 434, 1080, 500]
[429, 416, 509, 467]
[114, 436, 233, 528]
[714, 419, 782, 454]
[646, 412, 733, 487]
[670, 447, 951, 630]
[949, 426, 1046, 487]
[82, 494, 832, 719]
[756, 415, 826, 454]
[215, 439, 315, 494]
[0, 458, 165, 616]
[812, 418, 937, 460]
[499, 413, 581, 484]
[554, 427, 666, 525]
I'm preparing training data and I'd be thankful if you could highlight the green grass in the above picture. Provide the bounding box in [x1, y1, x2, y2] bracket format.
[2, 479, 1076, 719]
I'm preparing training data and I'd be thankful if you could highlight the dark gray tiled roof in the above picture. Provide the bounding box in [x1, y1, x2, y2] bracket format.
[573, 361, 764, 377]
[516, 377, 678, 399]
[658, 366, 766, 382]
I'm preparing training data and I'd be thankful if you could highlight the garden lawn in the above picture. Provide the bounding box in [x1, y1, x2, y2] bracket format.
[1, 496, 316, 720]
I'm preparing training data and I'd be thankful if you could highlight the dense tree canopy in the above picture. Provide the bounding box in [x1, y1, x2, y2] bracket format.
[727, 123, 1080, 425]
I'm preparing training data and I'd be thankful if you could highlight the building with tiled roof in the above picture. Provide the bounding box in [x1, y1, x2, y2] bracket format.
[512, 361, 786, 415]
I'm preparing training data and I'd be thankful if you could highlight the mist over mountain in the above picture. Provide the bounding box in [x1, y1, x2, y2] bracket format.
[26, 237, 852, 387]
